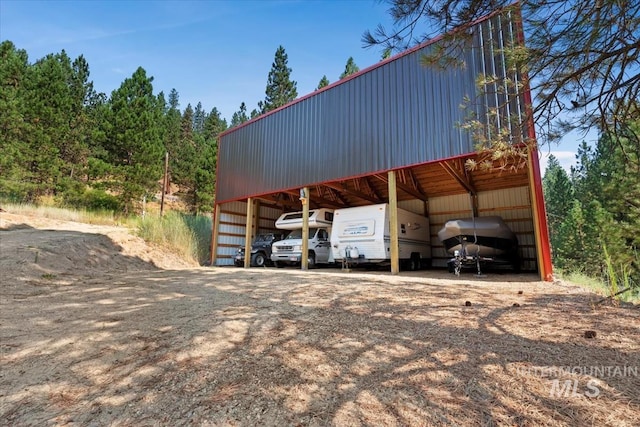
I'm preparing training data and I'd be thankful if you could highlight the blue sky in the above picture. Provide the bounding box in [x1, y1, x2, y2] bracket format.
[1, 0, 585, 172]
[1, 0, 396, 120]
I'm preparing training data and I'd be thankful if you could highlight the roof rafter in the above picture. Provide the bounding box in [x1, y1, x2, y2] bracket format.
[323, 181, 382, 204]
[440, 159, 476, 195]
[372, 173, 428, 201]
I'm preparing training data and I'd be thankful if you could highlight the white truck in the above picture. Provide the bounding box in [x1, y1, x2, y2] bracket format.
[330, 203, 431, 270]
[270, 208, 335, 268]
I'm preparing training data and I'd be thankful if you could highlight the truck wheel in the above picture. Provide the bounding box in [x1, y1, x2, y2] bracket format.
[251, 253, 266, 267]
[307, 252, 316, 269]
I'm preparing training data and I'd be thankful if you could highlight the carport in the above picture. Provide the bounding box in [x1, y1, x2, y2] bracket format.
[210, 6, 553, 281]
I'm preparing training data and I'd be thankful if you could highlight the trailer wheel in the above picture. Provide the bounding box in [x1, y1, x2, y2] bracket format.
[447, 260, 455, 273]
[409, 254, 420, 271]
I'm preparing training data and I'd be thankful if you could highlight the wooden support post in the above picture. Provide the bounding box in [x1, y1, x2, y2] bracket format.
[244, 198, 254, 268]
[301, 187, 309, 270]
[210, 203, 220, 266]
[388, 171, 400, 275]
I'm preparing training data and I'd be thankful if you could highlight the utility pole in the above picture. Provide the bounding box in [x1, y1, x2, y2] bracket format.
[160, 151, 169, 216]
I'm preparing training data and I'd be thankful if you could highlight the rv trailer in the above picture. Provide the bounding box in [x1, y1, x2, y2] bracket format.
[330, 204, 431, 270]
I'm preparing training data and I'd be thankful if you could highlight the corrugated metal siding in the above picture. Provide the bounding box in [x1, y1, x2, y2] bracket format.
[478, 187, 536, 271]
[217, 9, 524, 203]
[426, 187, 535, 270]
[398, 200, 427, 216]
[215, 201, 283, 266]
[215, 201, 247, 266]
[257, 205, 283, 234]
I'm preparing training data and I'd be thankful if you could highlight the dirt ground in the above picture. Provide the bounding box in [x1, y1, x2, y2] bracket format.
[1, 211, 639, 426]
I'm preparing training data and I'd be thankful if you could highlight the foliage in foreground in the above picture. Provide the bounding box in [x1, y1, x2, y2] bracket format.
[364, 1, 640, 166]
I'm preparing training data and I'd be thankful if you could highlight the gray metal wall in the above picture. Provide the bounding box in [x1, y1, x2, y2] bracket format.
[217, 9, 523, 203]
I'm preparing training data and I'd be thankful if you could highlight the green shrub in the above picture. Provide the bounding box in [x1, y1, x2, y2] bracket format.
[61, 186, 122, 212]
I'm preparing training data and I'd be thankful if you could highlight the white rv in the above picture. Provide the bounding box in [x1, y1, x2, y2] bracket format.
[330, 204, 431, 270]
[270, 208, 334, 268]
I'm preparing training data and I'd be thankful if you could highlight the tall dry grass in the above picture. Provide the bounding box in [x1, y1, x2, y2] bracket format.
[135, 211, 211, 265]
[1, 202, 125, 226]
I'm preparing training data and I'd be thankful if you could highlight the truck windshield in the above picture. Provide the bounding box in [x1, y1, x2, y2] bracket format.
[285, 228, 318, 239]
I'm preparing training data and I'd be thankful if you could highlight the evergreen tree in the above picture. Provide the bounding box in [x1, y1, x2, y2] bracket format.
[193, 137, 217, 214]
[340, 57, 359, 79]
[204, 107, 227, 140]
[65, 54, 99, 181]
[194, 106, 227, 214]
[230, 102, 248, 127]
[164, 88, 182, 195]
[21, 51, 76, 199]
[0, 41, 32, 200]
[175, 105, 197, 196]
[316, 75, 330, 90]
[103, 67, 165, 213]
[262, 46, 297, 112]
[193, 102, 206, 134]
[542, 155, 574, 264]
[592, 111, 640, 282]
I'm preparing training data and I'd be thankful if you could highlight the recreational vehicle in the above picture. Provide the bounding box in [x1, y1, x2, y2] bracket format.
[270, 209, 334, 268]
[330, 204, 431, 270]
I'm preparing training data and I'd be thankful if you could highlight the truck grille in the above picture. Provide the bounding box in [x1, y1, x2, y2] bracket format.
[278, 246, 293, 252]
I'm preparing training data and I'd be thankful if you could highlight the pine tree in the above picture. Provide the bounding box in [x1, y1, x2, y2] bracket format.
[230, 102, 248, 127]
[340, 57, 360, 79]
[103, 67, 165, 213]
[542, 155, 574, 265]
[22, 51, 75, 199]
[193, 106, 227, 214]
[204, 107, 227, 140]
[193, 102, 206, 134]
[262, 46, 297, 112]
[193, 137, 217, 214]
[316, 75, 330, 90]
[0, 41, 33, 200]
[164, 89, 182, 198]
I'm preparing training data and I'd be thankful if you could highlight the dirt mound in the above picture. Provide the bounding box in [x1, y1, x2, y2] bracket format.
[0, 213, 196, 286]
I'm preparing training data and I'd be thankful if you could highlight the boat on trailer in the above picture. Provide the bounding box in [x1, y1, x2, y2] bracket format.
[438, 216, 519, 273]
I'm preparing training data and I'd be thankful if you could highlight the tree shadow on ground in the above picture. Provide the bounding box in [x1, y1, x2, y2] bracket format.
[1, 228, 638, 426]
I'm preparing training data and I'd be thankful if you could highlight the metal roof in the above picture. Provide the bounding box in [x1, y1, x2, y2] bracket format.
[216, 8, 525, 204]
